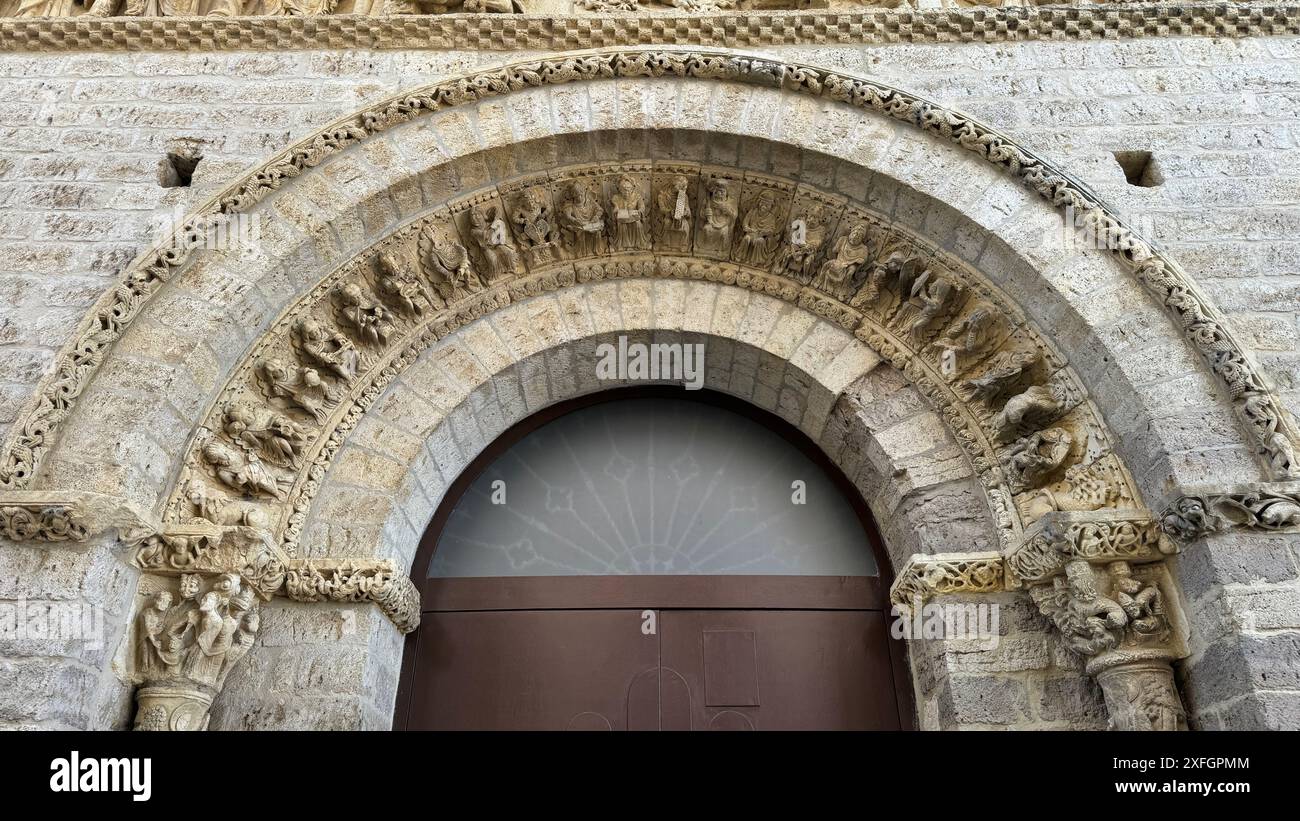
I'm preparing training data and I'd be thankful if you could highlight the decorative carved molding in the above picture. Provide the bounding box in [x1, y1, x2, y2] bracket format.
[284, 558, 420, 634]
[0, 490, 154, 544]
[1160, 481, 1300, 541]
[1004, 510, 1178, 587]
[0, 4, 1294, 52]
[889, 551, 1005, 606]
[2, 48, 1289, 508]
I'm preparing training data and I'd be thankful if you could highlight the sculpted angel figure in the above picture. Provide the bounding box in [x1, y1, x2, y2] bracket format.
[776, 204, 829, 282]
[468, 205, 520, 282]
[905, 274, 959, 342]
[734, 190, 782, 267]
[560, 181, 607, 258]
[295, 317, 361, 382]
[418, 225, 481, 303]
[812, 223, 872, 299]
[656, 176, 693, 253]
[258, 357, 337, 424]
[610, 175, 650, 253]
[696, 179, 736, 256]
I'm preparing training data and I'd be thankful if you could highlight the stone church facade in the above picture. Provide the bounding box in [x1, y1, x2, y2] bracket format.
[0, 1, 1298, 731]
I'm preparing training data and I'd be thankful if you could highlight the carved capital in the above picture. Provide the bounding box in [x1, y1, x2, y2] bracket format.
[1160, 481, 1300, 541]
[132, 524, 287, 600]
[131, 572, 261, 731]
[1095, 661, 1188, 732]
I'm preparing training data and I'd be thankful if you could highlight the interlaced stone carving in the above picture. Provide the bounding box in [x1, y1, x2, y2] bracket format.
[889, 552, 1005, 606]
[1161, 483, 1300, 541]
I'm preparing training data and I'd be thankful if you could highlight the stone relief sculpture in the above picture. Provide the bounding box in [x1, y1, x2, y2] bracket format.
[418, 224, 482, 303]
[221, 403, 307, 470]
[201, 439, 290, 500]
[733, 189, 782, 267]
[1161, 486, 1300, 540]
[931, 304, 999, 377]
[811, 222, 871, 300]
[375, 250, 435, 317]
[992, 383, 1060, 441]
[775, 203, 830, 282]
[962, 348, 1038, 403]
[511, 187, 561, 267]
[610, 175, 651, 253]
[467, 204, 521, 282]
[294, 317, 361, 381]
[1006, 427, 1073, 492]
[655, 175, 693, 253]
[256, 357, 339, 424]
[133, 573, 261, 731]
[334, 282, 396, 348]
[695, 178, 736, 257]
[559, 180, 608, 258]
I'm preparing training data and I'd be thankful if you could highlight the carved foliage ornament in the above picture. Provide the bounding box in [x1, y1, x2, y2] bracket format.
[1160, 483, 1300, 541]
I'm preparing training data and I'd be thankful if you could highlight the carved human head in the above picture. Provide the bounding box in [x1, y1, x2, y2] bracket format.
[179, 573, 201, 601]
[153, 591, 172, 610]
[848, 223, 868, 243]
[1064, 560, 1099, 598]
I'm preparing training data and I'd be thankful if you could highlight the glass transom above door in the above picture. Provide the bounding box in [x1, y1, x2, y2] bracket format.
[427, 396, 878, 578]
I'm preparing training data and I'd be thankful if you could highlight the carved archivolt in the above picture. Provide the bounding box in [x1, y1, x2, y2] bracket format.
[158, 160, 1143, 563]
[1161, 482, 1300, 541]
[2, 49, 1293, 509]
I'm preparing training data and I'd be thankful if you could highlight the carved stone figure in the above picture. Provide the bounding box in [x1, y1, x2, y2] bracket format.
[852, 249, 905, 307]
[775, 204, 830, 282]
[418, 224, 481, 302]
[295, 317, 361, 382]
[511, 187, 561, 266]
[1110, 562, 1167, 638]
[374, 251, 433, 316]
[812, 222, 871, 299]
[222, 403, 307, 470]
[334, 281, 395, 348]
[202, 439, 288, 500]
[655, 176, 693, 253]
[696, 179, 736, 257]
[1007, 427, 1073, 491]
[559, 181, 607, 258]
[733, 189, 781, 267]
[896, 270, 959, 342]
[257, 357, 338, 424]
[1032, 559, 1128, 656]
[1020, 459, 1124, 521]
[182, 480, 269, 528]
[610, 175, 650, 253]
[135, 590, 175, 678]
[1161, 489, 1300, 541]
[133, 574, 263, 731]
[964, 349, 1038, 404]
[932, 305, 998, 377]
[468, 204, 520, 281]
[992, 383, 1060, 440]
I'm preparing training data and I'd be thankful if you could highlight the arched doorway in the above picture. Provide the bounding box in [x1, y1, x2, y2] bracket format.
[394, 387, 913, 730]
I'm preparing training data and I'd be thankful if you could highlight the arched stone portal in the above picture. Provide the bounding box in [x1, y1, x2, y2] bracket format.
[1, 49, 1295, 731]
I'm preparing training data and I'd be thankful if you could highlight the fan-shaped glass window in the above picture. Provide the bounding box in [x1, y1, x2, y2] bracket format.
[428, 396, 877, 578]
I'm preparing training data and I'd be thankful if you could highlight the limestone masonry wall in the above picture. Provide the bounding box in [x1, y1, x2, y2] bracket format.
[1, 33, 1298, 730]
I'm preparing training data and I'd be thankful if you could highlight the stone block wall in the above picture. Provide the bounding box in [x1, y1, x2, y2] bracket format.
[0, 31, 1297, 730]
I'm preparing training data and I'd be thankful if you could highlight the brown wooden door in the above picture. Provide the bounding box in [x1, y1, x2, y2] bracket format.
[400, 576, 904, 731]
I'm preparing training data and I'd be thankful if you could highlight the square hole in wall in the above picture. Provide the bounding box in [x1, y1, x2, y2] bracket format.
[159, 151, 202, 188]
[1112, 151, 1164, 188]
